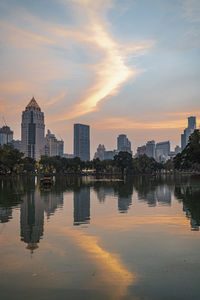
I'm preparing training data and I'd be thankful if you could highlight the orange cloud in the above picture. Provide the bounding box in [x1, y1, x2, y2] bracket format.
[55, 226, 137, 298]
[92, 117, 188, 130]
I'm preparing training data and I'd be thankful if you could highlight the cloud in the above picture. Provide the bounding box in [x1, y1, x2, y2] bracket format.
[54, 0, 154, 121]
[92, 117, 188, 130]
[57, 226, 137, 298]
[45, 91, 67, 107]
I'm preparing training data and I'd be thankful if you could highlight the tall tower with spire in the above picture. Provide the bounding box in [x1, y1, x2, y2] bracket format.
[21, 97, 45, 160]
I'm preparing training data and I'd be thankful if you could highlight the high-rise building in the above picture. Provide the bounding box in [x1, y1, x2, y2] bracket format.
[117, 134, 132, 154]
[188, 116, 196, 130]
[74, 123, 90, 161]
[146, 140, 155, 158]
[45, 129, 64, 157]
[136, 145, 146, 157]
[21, 97, 45, 160]
[181, 116, 196, 151]
[0, 126, 13, 145]
[155, 141, 170, 162]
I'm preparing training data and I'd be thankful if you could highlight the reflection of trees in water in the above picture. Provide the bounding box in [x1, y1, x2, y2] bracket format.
[174, 179, 200, 231]
[0, 177, 35, 223]
[132, 176, 173, 207]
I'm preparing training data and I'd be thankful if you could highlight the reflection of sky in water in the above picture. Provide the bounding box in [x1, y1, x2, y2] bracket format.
[0, 176, 200, 300]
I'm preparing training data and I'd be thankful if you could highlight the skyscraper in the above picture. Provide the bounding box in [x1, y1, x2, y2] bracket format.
[155, 141, 170, 162]
[117, 134, 132, 154]
[45, 129, 64, 157]
[146, 140, 155, 158]
[188, 116, 196, 130]
[181, 116, 196, 151]
[21, 97, 45, 160]
[0, 126, 13, 145]
[74, 123, 90, 161]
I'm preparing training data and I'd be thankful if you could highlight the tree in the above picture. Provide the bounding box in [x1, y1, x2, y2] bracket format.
[114, 151, 133, 175]
[173, 130, 200, 171]
[0, 144, 23, 174]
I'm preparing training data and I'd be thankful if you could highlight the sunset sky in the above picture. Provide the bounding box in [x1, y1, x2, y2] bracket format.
[0, 0, 200, 155]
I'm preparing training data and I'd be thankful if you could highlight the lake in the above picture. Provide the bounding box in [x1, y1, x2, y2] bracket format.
[0, 175, 200, 300]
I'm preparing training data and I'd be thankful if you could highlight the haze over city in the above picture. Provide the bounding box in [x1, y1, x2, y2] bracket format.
[0, 0, 200, 155]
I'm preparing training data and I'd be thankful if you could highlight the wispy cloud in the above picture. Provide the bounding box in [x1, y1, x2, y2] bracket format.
[92, 117, 188, 130]
[55, 0, 154, 121]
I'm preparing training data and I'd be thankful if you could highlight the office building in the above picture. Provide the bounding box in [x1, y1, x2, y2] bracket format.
[94, 144, 106, 160]
[45, 129, 64, 157]
[146, 140, 155, 158]
[117, 134, 132, 154]
[0, 126, 13, 145]
[181, 116, 196, 151]
[188, 116, 196, 130]
[136, 145, 146, 157]
[155, 141, 170, 162]
[21, 97, 45, 160]
[74, 123, 90, 161]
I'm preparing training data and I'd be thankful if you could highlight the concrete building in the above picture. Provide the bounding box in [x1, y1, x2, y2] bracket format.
[117, 134, 132, 154]
[155, 141, 170, 162]
[0, 126, 13, 145]
[74, 123, 90, 161]
[94, 144, 106, 160]
[21, 97, 45, 160]
[45, 130, 64, 157]
[146, 140, 155, 158]
[136, 145, 146, 157]
[104, 150, 118, 160]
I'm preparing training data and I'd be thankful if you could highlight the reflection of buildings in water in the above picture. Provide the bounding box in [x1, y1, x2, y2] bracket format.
[118, 195, 132, 213]
[42, 192, 63, 219]
[183, 204, 199, 231]
[97, 187, 106, 202]
[96, 187, 114, 203]
[146, 191, 156, 207]
[20, 190, 44, 252]
[0, 207, 12, 223]
[74, 187, 90, 226]
[139, 185, 171, 207]
[156, 185, 171, 206]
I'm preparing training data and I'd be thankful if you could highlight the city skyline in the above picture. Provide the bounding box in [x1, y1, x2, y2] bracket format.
[0, 0, 200, 155]
[0, 99, 198, 159]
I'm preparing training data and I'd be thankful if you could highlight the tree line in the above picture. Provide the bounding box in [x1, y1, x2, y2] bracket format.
[0, 129, 199, 175]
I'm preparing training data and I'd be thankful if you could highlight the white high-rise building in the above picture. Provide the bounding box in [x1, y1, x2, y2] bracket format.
[21, 97, 45, 160]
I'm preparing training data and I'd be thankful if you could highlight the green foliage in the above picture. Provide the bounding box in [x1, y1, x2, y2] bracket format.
[0, 144, 23, 174]
[174, 130, 200, 171]
[131, 154, 163, 174]
[114, 151, 132, 175]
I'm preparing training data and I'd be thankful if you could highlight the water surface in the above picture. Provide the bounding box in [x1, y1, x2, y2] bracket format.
[0, 175, 200, 300]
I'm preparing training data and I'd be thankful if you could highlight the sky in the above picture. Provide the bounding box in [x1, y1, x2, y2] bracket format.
[0, 0, 200, 156]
